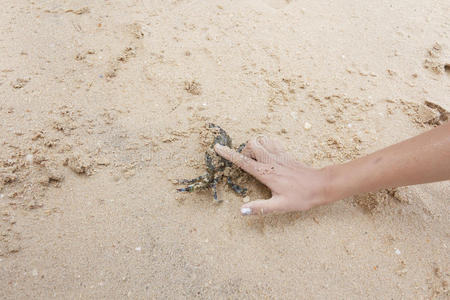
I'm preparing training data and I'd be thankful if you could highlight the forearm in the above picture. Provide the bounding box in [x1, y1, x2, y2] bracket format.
[325, 122, 450, 202]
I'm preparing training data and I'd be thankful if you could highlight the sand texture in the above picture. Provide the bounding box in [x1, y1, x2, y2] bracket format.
[1, 0, 449, 299]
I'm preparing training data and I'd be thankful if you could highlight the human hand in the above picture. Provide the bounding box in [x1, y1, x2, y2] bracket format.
[214, 136, 332, 216]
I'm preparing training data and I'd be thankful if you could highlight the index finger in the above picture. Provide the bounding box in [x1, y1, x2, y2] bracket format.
[214, 144, 261, 177]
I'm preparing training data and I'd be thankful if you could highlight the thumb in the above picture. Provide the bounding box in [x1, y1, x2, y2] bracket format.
[240, 196, 283, 216]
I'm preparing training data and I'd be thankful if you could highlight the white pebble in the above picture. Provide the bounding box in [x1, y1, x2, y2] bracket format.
[26, 154, 33, 163]
[135, 247, 141, 251]
[304, 122, 312, 130]
[243, 196, 250, 203]
[0, 194, 4, 199]
[32, 269, 38, 276]
[290, 111, 298, 120]
[347, 123, 352, 128]
[395, 248, 401, 255]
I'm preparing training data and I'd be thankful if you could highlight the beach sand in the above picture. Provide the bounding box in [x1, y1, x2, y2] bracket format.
[1, 0, 449, 298]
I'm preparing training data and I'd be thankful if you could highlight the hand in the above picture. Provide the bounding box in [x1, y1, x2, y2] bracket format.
[214, 136, 331, 216]
[215, 122, 450, 216]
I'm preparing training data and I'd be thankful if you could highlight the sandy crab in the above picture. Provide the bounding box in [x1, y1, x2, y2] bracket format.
[176, 123, 248, 202]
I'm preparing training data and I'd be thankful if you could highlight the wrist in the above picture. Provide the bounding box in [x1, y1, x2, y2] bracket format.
[320, 164, 349, 204]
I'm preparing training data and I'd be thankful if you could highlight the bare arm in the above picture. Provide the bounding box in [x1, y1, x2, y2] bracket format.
[327, 121, 450, 203]
[214, 121, 450, 215]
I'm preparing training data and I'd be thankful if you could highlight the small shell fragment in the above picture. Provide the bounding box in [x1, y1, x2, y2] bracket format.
[304, 122, 312, 130]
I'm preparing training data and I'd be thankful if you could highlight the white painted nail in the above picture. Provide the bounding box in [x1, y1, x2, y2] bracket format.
[241, 207, 252, 215]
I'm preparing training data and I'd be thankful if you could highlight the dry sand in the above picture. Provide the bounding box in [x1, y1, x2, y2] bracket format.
[1, 0, 449, 298]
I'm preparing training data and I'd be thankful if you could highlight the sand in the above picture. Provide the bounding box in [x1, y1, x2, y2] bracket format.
[1, 0, 449, 298]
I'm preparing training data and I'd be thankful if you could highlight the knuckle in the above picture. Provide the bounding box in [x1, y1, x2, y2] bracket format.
[257, 135, 268, 144]
[247, 138, 258, 148]
[239, 155, 252, 167]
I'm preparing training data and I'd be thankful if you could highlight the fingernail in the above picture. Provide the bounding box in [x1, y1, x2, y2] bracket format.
[241, 207, 252, 215]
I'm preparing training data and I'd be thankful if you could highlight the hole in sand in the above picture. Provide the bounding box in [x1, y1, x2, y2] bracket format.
[444, 64, 450, 75]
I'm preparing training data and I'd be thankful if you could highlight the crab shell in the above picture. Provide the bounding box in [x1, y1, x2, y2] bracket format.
[205, 123, 233, 174]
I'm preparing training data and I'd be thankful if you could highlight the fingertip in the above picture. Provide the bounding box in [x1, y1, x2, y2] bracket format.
[241, 202, 260, 216]
[214, 144, 227, 155]
[243, 198, 280, 215]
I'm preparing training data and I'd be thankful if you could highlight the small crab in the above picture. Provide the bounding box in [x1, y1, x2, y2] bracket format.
[176, 123, 248, 202]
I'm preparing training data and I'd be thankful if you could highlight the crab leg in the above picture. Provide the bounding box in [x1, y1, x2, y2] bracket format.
[237, 142, 246, 153]
[176, 174, 208, 185]
[226, 177, 247, 196]
[177, 180, 210, 193]
[211, 175, 222, 202]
